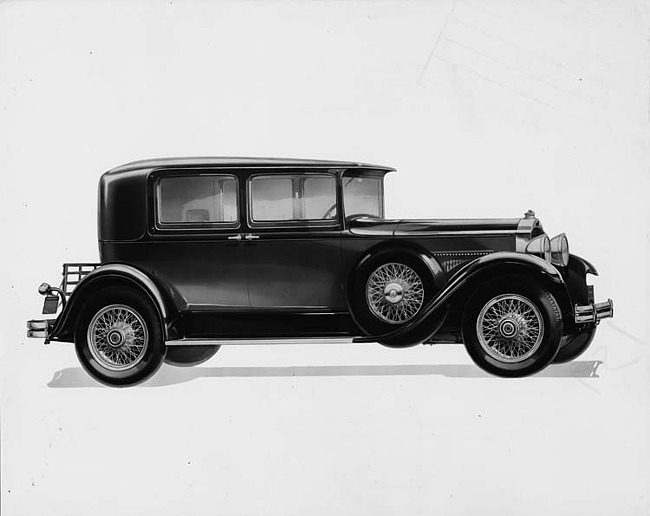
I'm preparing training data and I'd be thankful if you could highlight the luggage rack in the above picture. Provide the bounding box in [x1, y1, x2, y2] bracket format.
[62, 263, 100, 297]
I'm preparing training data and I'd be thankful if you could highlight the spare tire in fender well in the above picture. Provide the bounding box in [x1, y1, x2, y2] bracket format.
[346, 245, 448, 346]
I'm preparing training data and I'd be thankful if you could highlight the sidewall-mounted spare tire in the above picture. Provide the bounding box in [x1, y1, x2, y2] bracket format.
[348, 248, 446, 347]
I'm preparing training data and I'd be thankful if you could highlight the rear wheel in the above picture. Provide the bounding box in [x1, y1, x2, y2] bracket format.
[165, 345, 220, 367]
[75, 286, 166, 387]
[462, 276, 563, 377]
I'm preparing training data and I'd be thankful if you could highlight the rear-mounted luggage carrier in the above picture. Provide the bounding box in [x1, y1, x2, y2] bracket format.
[26, 263, 100, 340]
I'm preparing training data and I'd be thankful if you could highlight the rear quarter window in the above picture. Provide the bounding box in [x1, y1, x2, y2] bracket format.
[157, 175, 238, 225]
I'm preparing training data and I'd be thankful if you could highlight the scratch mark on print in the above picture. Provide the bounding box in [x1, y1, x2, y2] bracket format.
[418, 0, 458, 84]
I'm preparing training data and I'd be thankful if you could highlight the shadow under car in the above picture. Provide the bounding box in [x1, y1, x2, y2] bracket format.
[47, 360, 604, 388]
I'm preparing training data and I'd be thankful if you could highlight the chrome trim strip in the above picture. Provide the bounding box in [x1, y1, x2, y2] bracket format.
[397, 230, 516, 237]
[166, 337, 359, 346]
[574, 299, 614, 324]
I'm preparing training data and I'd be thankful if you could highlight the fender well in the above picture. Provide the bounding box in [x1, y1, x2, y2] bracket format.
[354, 252, 572, 345]
[450, 255, 573, 323]
[346, 242, 447, 313]
[49, 264, 174, 342]
[347, 242, 446, 289]
[346, 243, 448, 346]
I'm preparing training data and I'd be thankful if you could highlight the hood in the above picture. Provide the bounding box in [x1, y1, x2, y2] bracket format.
[394, 218, 522, 236]
[348, 216, 537, 238]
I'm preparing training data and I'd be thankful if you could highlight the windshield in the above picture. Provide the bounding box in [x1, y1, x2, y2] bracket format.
[343, 176, 384, 218]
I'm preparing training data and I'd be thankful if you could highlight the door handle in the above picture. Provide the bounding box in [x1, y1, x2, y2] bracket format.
[244, 234, 260, 241]
[227, 234, 243, 241]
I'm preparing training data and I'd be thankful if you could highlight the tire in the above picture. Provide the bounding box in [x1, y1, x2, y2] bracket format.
[462, 276, 563, 377]
[553, 326, 597, 364]
[74, 286, 166, 387]
[165, 345, 220, 367]
[349, 249, 443, 347]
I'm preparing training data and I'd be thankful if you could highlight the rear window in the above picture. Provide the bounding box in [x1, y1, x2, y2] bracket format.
[157, 175, 238, 225]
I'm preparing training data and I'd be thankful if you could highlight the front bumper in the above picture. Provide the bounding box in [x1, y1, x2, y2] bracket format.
[574, 299, 614, 325]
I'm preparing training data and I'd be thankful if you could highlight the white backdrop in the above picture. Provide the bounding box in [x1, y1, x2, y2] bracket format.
[1, 1, 648, 515]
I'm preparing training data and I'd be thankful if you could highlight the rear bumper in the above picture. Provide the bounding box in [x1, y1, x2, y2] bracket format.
[574, 299, 614, 325]
[27, 319, 56, 340]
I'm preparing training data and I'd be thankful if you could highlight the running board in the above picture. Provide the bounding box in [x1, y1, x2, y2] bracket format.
[165, 337, 359, 346]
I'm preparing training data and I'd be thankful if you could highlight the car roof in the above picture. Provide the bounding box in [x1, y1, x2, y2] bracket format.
[106, 157, 396, 175]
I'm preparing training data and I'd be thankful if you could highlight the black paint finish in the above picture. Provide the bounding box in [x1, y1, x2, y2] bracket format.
[47, 157, 603, 343]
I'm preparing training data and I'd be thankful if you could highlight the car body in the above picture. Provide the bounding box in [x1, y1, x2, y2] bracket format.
[27, 157, 614, 386]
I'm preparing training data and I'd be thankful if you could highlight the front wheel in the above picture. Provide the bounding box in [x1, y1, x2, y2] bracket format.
[462, 277, 563, 377]
[75, 286, 166, 387]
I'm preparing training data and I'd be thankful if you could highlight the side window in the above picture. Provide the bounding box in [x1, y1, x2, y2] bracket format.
[303, 176, 337, 220]
[158, 175, 238, 225]
[250, 176, 294, 221]
[250, 174, 336, 223]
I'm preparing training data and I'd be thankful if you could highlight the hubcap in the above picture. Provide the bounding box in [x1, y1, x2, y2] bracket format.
[87, 304, 149, 371]
[107, 329, 125, 347]
[476, 294, 544, 363]
[366, 262, 425, 324]
[498, 319, 519, 339]
[384, 282, 404, 304]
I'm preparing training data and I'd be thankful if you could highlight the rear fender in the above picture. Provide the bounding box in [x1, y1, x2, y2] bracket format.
[354, 252, 571, 345]
[48, 264, 173, 342]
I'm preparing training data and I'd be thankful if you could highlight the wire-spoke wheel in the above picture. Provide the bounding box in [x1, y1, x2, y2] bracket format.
[366, 262, 425, 324]
[462, 276, 563, 377]
[75, 286, 166, 387]
[87, 304, 149, 371]
[476, 294, 544, 363]
[348, 249, 446, 347]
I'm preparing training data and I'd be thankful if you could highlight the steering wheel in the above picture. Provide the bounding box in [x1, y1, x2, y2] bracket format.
[322, 204, 337, 220]
[347, 213, 380, 220]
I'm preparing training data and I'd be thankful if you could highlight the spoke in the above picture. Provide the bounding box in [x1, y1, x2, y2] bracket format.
[367, 263, 425, 324]
[477, 295, 544, 362]
[88, 305, 149, 371]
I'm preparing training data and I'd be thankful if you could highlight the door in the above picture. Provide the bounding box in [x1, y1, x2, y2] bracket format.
[244, 172, 345, 310]
[148, 172, 248, 310]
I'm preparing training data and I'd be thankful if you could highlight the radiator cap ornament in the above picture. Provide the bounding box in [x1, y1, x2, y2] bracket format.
[524, 209, 536, 219]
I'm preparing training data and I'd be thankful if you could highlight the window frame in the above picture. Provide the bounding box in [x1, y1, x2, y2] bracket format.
[153, 172, 241, 232]
[246, 172, 340, 229]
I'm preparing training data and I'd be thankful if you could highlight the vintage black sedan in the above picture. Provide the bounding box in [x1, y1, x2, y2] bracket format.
[27, 157, 613, 386]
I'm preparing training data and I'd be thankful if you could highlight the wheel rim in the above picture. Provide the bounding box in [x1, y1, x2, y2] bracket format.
[476, 294, 544, 363]
[366, 262, 425, 324]
[87, 304, 149, 371]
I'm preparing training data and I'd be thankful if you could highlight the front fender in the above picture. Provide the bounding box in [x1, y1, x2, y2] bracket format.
[354, 252, 568, 345]
[48, 263, 171, 342]
[568, 254, 598, 276]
